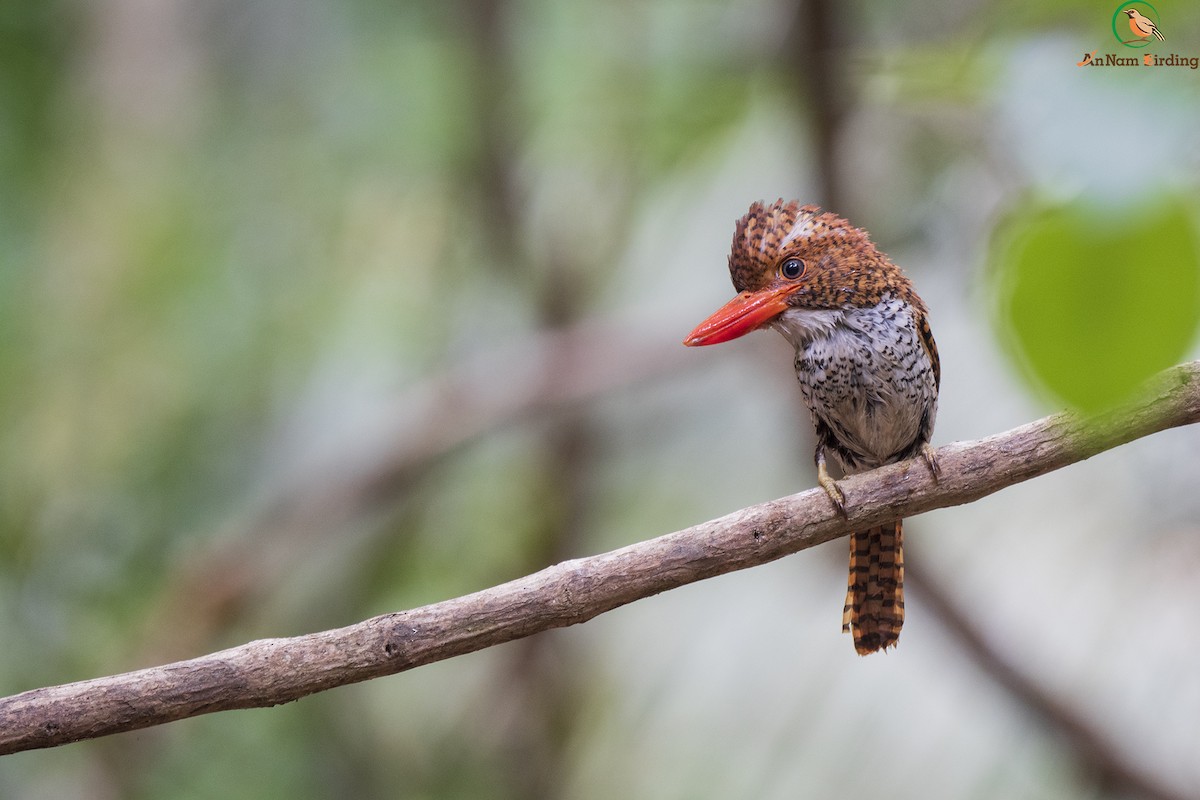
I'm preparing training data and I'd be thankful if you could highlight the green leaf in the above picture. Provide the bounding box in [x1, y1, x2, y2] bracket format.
[990, 197, 1200, 412]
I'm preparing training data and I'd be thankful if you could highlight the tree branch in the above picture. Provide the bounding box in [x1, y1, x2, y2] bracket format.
[2, 361, 1198, 756]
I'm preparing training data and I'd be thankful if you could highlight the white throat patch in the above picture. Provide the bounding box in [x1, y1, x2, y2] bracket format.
[770, 307, 845, 349]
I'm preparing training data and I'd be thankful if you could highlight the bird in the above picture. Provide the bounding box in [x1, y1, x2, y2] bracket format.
[684, 200, 940, 655]
[1125, 8, 1164, 42]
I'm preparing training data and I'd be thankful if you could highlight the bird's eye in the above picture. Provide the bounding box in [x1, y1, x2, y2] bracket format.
[780, 257, 805, 280]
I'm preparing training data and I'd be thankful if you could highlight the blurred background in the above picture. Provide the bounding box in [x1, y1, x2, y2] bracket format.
[2, 0, 1200, 797]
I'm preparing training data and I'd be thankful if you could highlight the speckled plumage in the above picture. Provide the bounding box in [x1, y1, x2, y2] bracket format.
[730, 200, 940, 655]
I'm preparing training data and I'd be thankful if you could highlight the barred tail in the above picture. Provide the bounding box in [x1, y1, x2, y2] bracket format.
[841, 521, 905, 655]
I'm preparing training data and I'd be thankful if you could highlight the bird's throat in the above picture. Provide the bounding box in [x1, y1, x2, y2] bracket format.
[770, 307, 845, 349]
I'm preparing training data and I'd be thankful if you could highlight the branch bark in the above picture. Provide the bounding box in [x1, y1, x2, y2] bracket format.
[2, 361, 1198, 756]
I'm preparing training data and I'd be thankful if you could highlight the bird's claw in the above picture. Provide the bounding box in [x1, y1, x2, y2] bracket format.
[817, 459, 848, 517]
[921, 443, 940, 481]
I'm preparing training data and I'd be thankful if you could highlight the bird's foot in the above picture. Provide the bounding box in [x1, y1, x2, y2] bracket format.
[920, 443, 940, 481]
[817, 458, 847, 517]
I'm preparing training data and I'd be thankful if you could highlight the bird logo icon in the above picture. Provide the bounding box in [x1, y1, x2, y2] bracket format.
[1125, 8, 1165, 41]
[1112, 2, 1164, 48]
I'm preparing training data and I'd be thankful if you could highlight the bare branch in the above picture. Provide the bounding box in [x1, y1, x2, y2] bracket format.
[2, 361, 1198, 756]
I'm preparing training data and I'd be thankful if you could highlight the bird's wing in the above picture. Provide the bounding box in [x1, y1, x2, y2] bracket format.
[916, 312, 940, 390]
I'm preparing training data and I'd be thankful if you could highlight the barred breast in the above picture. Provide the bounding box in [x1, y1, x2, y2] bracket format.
[772, 294, 938, 472]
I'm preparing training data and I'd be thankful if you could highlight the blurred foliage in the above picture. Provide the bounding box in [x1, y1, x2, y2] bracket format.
[990, 197, 1200, 411]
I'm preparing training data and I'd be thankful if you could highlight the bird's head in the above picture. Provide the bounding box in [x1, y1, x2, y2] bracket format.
[684, 200, 919, 346]
[1125, 9, 1137, 17]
